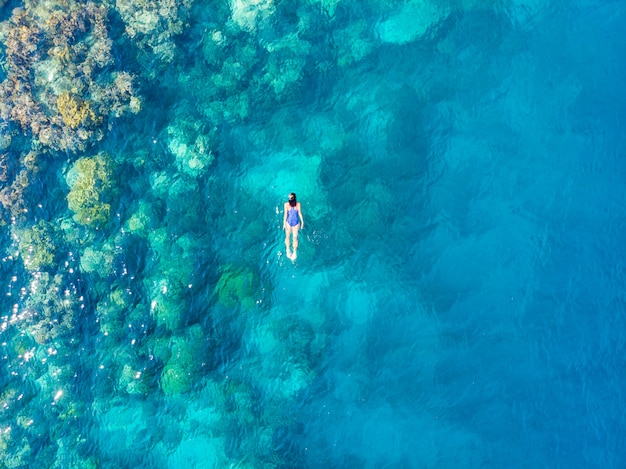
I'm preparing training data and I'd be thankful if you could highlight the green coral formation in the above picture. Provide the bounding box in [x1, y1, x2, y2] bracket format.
[215, 265, 257, 310]
[149, 284, 186, 331]
[145, 229, 200, 331]
[160, 362, 191, 395]
[14, 220, 58, 271]
[118, 364, 151, 395]
[79, 241, 116, 276]
[160, 325, 207, 395]
[66, 154, 116, 228]
[96, 288, 130, 340]
[124, 200, 156, 236]
[166, 116, 215, 178]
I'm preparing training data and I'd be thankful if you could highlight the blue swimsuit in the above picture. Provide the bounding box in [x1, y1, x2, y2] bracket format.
[287, 207, 300, 226]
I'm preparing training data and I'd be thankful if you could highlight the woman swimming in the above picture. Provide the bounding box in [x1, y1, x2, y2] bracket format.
[283, 192, 304, 260]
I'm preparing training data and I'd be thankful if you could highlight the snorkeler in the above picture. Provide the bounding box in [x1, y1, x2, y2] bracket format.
[283, 192, 304, 260]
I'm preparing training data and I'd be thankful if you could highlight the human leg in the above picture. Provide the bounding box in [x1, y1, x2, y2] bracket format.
[284, 225, 292, 256]
[291, 224, 300, 259]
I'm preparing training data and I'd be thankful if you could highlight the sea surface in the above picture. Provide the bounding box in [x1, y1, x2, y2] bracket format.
[1, 0, 625, 467]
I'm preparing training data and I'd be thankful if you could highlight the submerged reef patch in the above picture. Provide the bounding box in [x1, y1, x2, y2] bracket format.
[65, 153, 117, 228]
[56, 93, 100, 130]
[115, 0, 194, 65]
[14, 220, 59, 271]
[160, 324, 208, 394]
[215, 265, 257, 310]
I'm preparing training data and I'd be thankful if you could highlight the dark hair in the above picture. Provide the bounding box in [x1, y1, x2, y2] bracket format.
[289, 193, 297, 207]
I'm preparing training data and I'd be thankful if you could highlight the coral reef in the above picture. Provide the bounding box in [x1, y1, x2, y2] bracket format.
[0, 123, 12, 150]
[65, 153, 117, 228]
[231, 0, 275, 33]
[95, 288, 129, 340]
[13, 220, 59, 271]
[0, 150, 39, 222]
[376, 0, 450, 44]
[56, 93, 100, 130]
[166, 116, 215, 178]
[144, 228, 190, 331]
[0, 0, 140, 153]
[334, 19, 375, 67]
[115, 0, 194, 64]
[124, 200, 156, 236]
[149, 283, 186, 331]
[215, 265, 257, 310]
[23, 271, 82, 345]
[118, 364, 151, 395]
[263, 33, 311, 96]
[79, 241, 116, 276]
[249, 316, 320, 399]
[144, 229, 202, 331]
[0, 0, 360, 465]
[160, 325, 208, 394]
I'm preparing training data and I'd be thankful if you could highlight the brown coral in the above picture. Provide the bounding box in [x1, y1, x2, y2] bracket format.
[56, 93, 100, 129]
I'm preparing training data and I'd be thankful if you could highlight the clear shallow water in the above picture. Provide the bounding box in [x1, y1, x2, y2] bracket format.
[1, 0, 625, 467]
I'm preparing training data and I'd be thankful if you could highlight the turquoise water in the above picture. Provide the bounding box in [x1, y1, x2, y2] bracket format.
[1, 0, 625, 467]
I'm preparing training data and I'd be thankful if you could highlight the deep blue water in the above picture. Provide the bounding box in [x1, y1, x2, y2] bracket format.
[1, 0, 625, 467]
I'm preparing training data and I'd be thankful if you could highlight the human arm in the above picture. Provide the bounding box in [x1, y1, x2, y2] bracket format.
[298, 202, 304, 228]
[283, 202, 288, 229]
